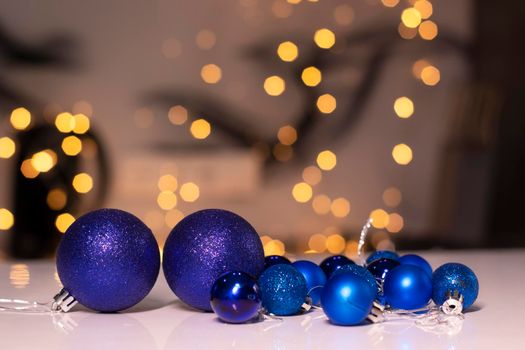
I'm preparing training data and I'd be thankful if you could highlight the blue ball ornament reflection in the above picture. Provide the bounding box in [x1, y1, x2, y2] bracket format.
[432, 263, 479, 310]
[321, 272, 376, 326]
[383, 265, 432, 310]
[331, 264, 378, 296]
[320, 255, 354, 279]
[292, 260, 327, 306]
[258, 264, 307, 316]
[366, 250, 399, 265]
[366, 258, 401, 281]
[210, 271, 262, 324]
[264, 255, 291, 270]
[399, 254, 433, 278]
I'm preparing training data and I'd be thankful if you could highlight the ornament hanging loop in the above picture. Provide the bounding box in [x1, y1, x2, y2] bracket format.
[51, 288, 78, 312]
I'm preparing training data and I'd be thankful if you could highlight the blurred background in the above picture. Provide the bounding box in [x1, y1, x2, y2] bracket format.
[0, 0, 523, 261]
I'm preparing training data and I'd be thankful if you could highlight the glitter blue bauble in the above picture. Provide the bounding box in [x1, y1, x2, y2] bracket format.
[56, 209, 160, 312]
[264, 255, 291, 270]
[321, 272, 376, 326]
[399, 254, 433, 278]
[432, 263, 479, 310]
[331, 264, 378, 296]
[258, 264, 307, 316]
[292, 260, 327, 306]
[320, 255, 354, 279]
[366, 250, 399, 265]
[383, 265, 432, 310]
[210, 271, 262, 324]
[163, 209, 264, 311]
[367, 258, 400, 282]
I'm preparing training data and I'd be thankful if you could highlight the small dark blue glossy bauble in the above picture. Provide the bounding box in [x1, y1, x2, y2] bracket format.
[163, 209, 265, 311]
[320, 255, 354, 279]
[383, 265, 432, 310]
[366, 250, 399, 265]
[210, 271, 262, 324]
[56, 209, 160, 312]
[366, 258, 400, 282]
[331, 264, 378, 296]
[258, 264, 307, 316]
[292, 260, 327, 306]
[432, 263, 479, 310]
[321, 272, 376, 326]
[264, 255, 292, 270]
[399, 254, 433, 278]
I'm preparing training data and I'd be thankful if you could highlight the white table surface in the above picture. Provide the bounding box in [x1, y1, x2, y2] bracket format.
[0, 249, 522, 349]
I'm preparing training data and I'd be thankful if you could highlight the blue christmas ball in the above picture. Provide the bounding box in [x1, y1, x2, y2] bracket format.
[264, 255, 291, 270]
[210, 271, 262, 324]
[163, 209, 265, 311]
[56, 209, 160, 312]
[331, 264, 378, 296]
[320, 255, 354, 279]
[432, 263, 479, 310]
[366, 250, 399, 265]
[367, 258, 400, 282]
[292, 260, 327, 306]
[399, 254, 433, 278]
[383, 265, 432, 310]
[258, 264, 307, 316]
[321, 272, 376, 326]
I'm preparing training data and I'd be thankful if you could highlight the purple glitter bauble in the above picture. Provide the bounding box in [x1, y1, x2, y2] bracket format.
[162, 209, 265, 311]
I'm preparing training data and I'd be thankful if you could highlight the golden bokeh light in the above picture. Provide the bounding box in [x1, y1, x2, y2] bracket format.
[168, 105, 188, 125]
[277, 125, 297, 146]
[292, 182, 313, 203]
[398, 23, 418, 39]
[419, 20, 438, 40]
[301, 66, 322, 87]
[277, 41, 299, 62]
[287, 0, 301, 4]
[264, 239, 285, 256]
[308, 233, 327, 253]
[55, 112, 76, 133]
[346, 240, 359, 256]
[316, 150, 337, 171]
[302, 166, 322, 185]
[312, 194, 331, 215]
[161, 38, 182, 59]
[31, 150, 57, 173]
[393, 97, 414, 118]
[134, 108, 154, 129]
[383, 187, 402, 207]
[314, 28, 336, 49]
[20, 159, 39, 179]
[158, 174, 178, 192]
[381, 0, 399, 7]
[200, 64, 222, 84]
[271, 0, 293, 18]
[72, 173, 93, 193]
[180, 182, 200, 202]
[392, 143, 413, 165]
[421, 65, 440, 86]
[370, 209, 390, 229]
[386, 213, 404, 233]
[61, 135, 82, 156]
[0, 208, 14, 230]
[72, 100, 93, 117]
[55, 213, 75, 233]
[317, 94, 337, 114]
[165, 209, 184, 228]
[414, 0, 433, 19]
[401, 8, 422, 28]
[260, 235, 272, 246]
[412, 59, 430, 78]
[10, 107, 31, 130]
[190, 119, 211, 139]
[144, 210, 164, 231]
[273, 144, 293, 162]
[264, 75, 286, 96]
[73, 114, 90, 134]
[0, 137, 16, 159]
[326, 234, 346, 254]
[333, 5, 354, 26]
[157, 191, 178, 210]
[9, 264, 29, 288]
[196, 30, 216, 50]
[331, 197, 351, 218]
[47, 188, 67, 211]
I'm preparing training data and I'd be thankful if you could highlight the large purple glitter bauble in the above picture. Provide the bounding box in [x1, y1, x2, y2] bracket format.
[56, 209, 160, 312]
[163, 209, 265, 311]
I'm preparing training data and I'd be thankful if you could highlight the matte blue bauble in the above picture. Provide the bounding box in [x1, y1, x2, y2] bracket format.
[383, 265, 432, 310]
[432, 263, 479, 310]
[366, 258, 400, 282]
[366, 250, 399, 265]
[399, 254, 433, 278]
[258, 264, 307, 316]
[321, 272, 376, 326]
[163, 209, 265, 311]
[320, 255, 354, 279]
[331, 264, 378, 296]
[56, 209, 160, 312]
[264, 255, 291, 270]
[210, 271, 262, 324]
[292, 260, 327, 306]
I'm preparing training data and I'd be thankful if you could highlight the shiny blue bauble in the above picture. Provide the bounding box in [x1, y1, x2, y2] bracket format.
[258, 264, 307, 316]
[366, 250, 399, 265]
[399, 254, 433, 278]
[383, 265, 432, 310]
[163, 209, 265, 311]
[264, 255, 291, 270]
[56, 209, 160, 312]
[210, 271, 262, 324]
[366, 258, 400, 282]
[331, 264, 378, 296]
[292, 260, 327, 306]
[321, 272, 376, 326]
[432, 263, 479, 310]
[320, 255, 354, 279]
